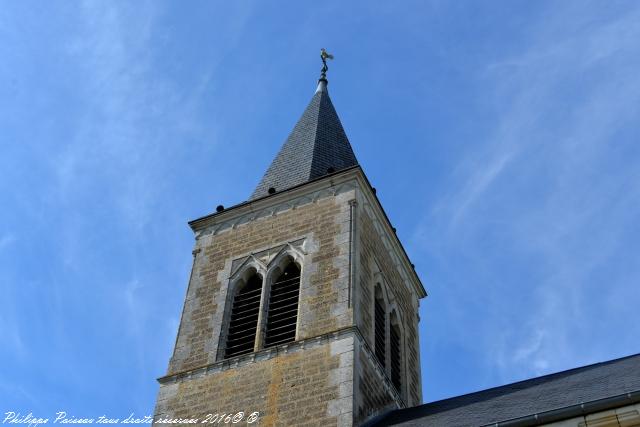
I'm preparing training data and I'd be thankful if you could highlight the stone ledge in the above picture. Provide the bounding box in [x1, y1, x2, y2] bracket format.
[157, 326, 359, 385]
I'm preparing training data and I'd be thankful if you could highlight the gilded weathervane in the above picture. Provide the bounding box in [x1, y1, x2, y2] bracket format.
[320, 48, 334, 80]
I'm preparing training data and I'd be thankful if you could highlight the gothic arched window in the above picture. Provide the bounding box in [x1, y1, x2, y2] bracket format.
[264, 260, 301, 348]
[224, 272, 263, 358]
[390, 313, 402, 392]
[374, 285, 386, 368]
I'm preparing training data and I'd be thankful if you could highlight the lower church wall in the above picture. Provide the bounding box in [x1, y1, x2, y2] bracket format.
[154, 334, 355, 427]
[538, 402, 640, 427]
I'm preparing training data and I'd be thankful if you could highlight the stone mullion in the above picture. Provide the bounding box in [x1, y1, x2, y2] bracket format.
[253, 268, 270, 352]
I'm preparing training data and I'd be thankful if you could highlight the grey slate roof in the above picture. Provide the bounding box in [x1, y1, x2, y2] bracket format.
[372, 353, 640, 427]
[250, 79, 358, 200]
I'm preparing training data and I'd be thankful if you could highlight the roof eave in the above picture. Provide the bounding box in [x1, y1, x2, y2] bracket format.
[188, 165, 361, 230]
[188, 165, 427, 299]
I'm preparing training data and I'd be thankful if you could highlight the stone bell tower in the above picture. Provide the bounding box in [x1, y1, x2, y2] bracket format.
[153, 53, 427, 427]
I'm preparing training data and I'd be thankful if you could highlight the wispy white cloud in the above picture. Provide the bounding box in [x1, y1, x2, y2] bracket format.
[122, 278, 147, 366]
[56, 1, 173, 224]
[0, 1, 253, 410]
[496, 5, 640, 378]
[447, 151, 514, 228]
[0, 311, 24, 355]
[0, 233, 15, 250]
[417, 2, 640, 385]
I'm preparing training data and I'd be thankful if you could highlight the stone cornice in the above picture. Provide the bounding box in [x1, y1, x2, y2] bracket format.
[189, 166, 360, 237]
[188, 166, 426, 299]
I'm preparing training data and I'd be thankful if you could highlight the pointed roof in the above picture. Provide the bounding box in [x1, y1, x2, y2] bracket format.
[250, 78, 358, 200]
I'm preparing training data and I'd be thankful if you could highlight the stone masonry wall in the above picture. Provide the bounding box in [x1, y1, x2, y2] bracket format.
[168, 189, 355, 375]
[155, 335, 355, 427]
[156, 186, 357, 426]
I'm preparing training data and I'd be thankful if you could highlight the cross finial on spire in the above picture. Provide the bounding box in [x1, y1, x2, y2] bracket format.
[320, 48, 334, 82]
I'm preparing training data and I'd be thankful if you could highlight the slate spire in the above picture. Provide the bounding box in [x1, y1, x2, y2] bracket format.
[250, 70, 358, 200]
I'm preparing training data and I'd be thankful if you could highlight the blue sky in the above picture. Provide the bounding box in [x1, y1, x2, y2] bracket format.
[2, 0, 639, 417]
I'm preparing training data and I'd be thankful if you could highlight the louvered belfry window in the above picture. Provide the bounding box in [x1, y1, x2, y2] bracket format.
[264, 262, 301, 348]
[224, 274, 262, 358]
[374, 296, 386, 368]
[390, 323, 401, 391]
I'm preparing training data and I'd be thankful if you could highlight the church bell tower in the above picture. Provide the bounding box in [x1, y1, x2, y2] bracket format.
[153, 52, 427, 427]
